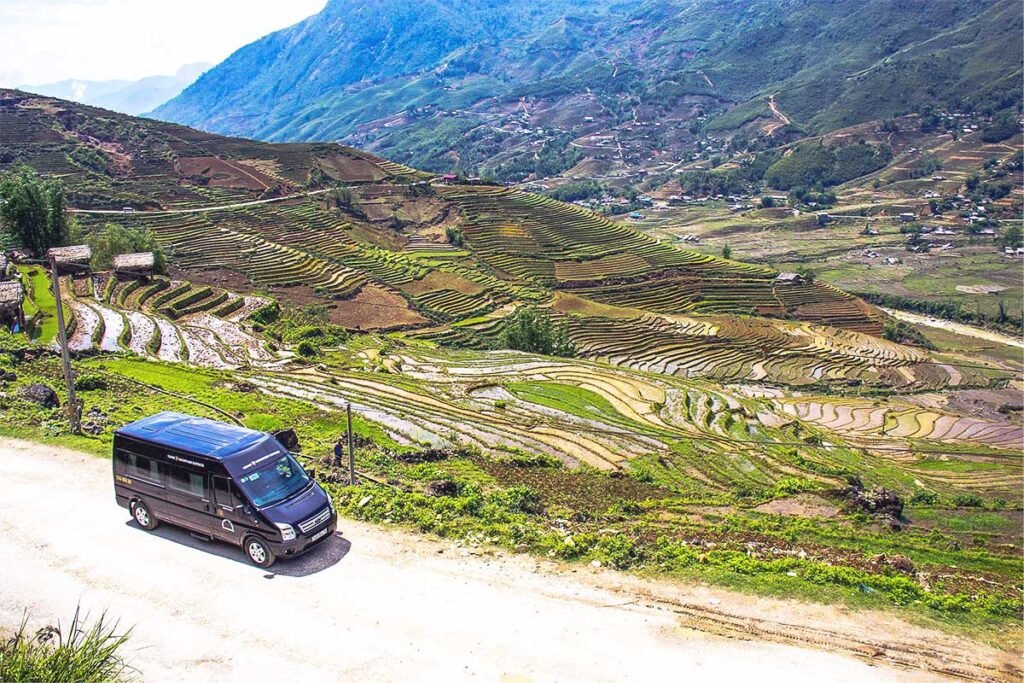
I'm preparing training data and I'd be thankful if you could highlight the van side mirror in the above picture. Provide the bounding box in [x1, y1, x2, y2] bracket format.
[308, 468, 317, 480]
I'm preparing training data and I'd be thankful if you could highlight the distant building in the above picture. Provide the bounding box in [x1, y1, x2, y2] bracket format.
[775, 272, 802, 283]
[899, 213, 916, 222]
[441, 173, 458, 184]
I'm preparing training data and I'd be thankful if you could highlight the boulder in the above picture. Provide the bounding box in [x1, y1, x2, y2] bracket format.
[425, 480, 459, 497]
[20, 383, 59, 409]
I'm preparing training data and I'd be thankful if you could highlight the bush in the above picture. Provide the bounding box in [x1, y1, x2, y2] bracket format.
[910, 490, 939, 505]
[295, 340, 318, 358]
[498, 308, 575, 358]
[73, 374, 107, 392]
[0, 607, 133, 682]
[952, 494, 984, 508]
[503, 485, 543, 514]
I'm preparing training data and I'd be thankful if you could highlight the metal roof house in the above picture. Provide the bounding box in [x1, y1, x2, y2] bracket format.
[46, 245, 92, 273]
[112, 251, 156, 278]
[775, 272, 803, 283]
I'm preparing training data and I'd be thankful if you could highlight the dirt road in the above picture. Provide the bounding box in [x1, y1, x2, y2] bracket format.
[0, 439, 1013, 682]
[882, 308, 1024, 350]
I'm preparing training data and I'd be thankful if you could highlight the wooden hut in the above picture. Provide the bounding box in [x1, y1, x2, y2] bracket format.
[0, 280, 25, 330]
[112, 251, 156, 279]
[46, 245, 92, 273]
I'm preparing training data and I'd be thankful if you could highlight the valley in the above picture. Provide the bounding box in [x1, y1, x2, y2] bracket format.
[0, 3, 1022, 675]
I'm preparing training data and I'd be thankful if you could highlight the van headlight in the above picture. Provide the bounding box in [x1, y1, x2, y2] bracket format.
[275, 523, 296, 541]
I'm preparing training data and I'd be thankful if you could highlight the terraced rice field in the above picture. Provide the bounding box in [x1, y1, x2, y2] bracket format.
[57, 274, 278, 370]
[435, 185, 884, 335]
[248, 346, 1018, 499]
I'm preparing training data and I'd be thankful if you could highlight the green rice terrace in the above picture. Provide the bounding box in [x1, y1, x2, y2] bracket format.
[1, 90, 1022, 652]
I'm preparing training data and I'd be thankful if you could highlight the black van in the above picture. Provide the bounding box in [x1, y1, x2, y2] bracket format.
[113, 412, 337, 568]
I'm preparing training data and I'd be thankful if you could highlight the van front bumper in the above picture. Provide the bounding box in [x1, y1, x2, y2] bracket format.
[269, 512, 338, 558]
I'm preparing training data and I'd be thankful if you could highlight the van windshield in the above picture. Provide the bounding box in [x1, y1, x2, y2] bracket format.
[237, 454, 310, 508]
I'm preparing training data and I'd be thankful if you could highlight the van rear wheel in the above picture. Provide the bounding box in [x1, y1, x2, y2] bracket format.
[244, 536, 275, 568]
[131, 500, 158, 530]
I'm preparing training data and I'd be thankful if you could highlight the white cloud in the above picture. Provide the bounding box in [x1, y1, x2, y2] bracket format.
[1, 0, 327, 86]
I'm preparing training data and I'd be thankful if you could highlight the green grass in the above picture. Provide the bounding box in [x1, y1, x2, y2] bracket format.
[18, 266, 58, 344]
[0, 607, 133, 682]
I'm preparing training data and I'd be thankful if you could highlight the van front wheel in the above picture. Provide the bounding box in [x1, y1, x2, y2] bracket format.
[131, 500, 158, 530]
[244, 536, 275, 568]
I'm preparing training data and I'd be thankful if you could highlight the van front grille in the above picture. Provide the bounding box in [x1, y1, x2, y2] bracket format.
[298, 507, 330, 534]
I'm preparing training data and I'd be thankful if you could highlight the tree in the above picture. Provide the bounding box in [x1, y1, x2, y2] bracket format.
[88, 224, 167, 273]
[999, 223, 1022, 249]
[499, 308, 575, 357]
[445, 226, 464, 247]
[760, 196, 775, 208]
[721, 244, 732, 259]
[0, 165, 71, 254]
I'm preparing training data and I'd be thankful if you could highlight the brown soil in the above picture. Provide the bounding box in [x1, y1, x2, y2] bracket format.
[755, 494, 841, 518]
[176, 157, 280, 191]
[401, 271, 486, 297]
[329, 284, 427, 330]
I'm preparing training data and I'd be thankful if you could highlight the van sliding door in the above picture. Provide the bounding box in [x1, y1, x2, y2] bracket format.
[162, 463, 212, 532]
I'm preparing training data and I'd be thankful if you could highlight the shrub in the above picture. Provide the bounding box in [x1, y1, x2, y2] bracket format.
[0, 607, 133, 682]
[952, 493, 984, 508]
[503, 485, 543, 514]
[73, 374, 107, 392]
[295, 340, 318, 358]
[910, 490, 939, 505]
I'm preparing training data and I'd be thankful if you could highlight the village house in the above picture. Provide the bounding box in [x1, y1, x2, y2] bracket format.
[0, 280, 25, 331]
[46, 245, 92, 274]
[113, 252, 156, 279]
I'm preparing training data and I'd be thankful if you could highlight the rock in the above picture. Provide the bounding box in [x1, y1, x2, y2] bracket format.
[425, 480, 459, 497]
[877, 554, 916, 574]
[273, 428, 301, 452]
[20, 383, 59, 409]
[843, 479, 904, 519]
[590, 560, 602, 568]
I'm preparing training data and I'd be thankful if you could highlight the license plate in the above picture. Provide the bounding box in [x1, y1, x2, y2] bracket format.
[309, 527, 330, 542]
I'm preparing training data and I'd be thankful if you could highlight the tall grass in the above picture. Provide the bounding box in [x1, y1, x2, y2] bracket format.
[0, 606, 134, 682]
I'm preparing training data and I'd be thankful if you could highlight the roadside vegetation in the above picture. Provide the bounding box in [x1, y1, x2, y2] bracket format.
[0, 608, 133, 682]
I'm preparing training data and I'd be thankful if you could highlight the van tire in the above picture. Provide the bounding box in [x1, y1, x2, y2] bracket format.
[244, 536, 275, 568]
[131, 500, 158, 530]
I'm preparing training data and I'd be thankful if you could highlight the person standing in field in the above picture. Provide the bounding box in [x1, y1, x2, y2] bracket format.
[334, 438, 344, 466]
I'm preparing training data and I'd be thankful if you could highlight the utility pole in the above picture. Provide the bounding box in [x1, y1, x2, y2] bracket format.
[347, 403, 356, 486]
[49, 257, 79, 434]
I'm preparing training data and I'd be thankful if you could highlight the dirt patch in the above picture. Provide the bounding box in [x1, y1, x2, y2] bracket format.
[168, 266, 256, 294]
[401, 271, 485, 297]
[955, 285, 1007, 295]
[177, 157, 280, 191]
[755, 494, 840, 518]
[336, 285, 426, 330]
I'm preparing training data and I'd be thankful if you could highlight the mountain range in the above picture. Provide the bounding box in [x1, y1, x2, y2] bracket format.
[151, 0, 1022, 179]
[23, 63, 210, 116]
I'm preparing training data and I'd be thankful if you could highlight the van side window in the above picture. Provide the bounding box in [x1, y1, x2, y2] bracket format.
[121, 451, 161, 484]
[213, 476, 241, 509]
[166, 465, 206, 498]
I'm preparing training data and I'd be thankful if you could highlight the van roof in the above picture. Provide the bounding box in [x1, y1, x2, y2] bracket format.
[116, 411, 274, 461]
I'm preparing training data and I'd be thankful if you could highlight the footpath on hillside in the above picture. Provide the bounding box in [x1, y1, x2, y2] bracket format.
[0, 438, 1016, 682]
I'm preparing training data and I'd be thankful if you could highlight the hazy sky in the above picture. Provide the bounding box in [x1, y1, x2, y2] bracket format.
[1, 0, 327, 86]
